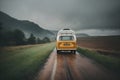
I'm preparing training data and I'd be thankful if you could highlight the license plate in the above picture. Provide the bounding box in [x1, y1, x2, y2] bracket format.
[64, 43, 70, 46]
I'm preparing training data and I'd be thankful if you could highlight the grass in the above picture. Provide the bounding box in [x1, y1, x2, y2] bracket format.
[77, 47, 120, 73]
[0, 43, 55, 80]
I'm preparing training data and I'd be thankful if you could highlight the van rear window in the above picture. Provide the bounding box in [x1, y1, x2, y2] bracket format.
[59, 36, 74, 41]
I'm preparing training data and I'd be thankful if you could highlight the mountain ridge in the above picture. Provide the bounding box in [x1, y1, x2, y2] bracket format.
[0, 11, 55, 39]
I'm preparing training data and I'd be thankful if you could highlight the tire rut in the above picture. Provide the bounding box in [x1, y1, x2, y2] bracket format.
[63, 55, 74, 80]
[35, 49, 120, 80]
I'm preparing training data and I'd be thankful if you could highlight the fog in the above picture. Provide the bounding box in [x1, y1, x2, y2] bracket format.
[0, 0, 120, 35]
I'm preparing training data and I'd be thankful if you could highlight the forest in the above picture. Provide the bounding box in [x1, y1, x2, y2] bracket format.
[0, 23, 50, 46]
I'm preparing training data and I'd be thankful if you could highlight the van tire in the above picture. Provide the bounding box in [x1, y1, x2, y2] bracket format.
[57, 50, 60, 54]
[72, 50, 76, 54]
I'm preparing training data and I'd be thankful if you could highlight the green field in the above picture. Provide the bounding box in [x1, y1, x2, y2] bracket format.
[77, 47, 120, 74]
[0, 43, 55, 80]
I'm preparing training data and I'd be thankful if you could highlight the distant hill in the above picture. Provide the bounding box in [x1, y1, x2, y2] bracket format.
[50, 30, 58, 35]
[76, 33, 89, 37]
[49, 30, 90, 38]
[0, 11, 55, 39]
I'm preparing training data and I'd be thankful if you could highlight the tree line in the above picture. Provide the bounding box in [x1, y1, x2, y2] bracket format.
[0, 26, 50, 46]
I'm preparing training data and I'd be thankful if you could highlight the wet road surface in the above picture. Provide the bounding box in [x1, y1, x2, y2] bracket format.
[35, 49, 119, 80]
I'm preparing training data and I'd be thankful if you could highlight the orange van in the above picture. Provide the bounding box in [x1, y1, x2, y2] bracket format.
[56, 28, 77, 54]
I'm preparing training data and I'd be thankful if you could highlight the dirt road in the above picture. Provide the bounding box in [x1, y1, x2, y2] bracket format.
[35, 49, 119, 80]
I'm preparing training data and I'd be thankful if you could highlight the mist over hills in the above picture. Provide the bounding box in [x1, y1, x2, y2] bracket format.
[1, 11, 118, 39]
[0, 11, 55, 39]
[76, 33, 89, 37]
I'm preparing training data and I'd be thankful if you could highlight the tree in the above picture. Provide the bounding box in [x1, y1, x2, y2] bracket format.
[43, 37, 50, 43]
[0, 23, 2, 30]
[13, 29, 26, 45]
[0, 29, 26, 46]
[27, 33, 36, 44]
[36, 37, 42, 44]
[0, 23, 3, 46]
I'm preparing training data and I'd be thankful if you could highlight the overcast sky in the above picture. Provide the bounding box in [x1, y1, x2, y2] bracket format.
[0, 0, 120, 35]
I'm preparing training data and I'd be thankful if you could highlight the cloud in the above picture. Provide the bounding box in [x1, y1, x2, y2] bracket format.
[62, 0, 120, 30]
[76, 29, 120, 36]
[0, 0, 120, 31]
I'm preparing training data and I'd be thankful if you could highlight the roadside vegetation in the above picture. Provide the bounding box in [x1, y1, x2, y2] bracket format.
[0, 42, 55, 80]
[0, 25, 51, 46]
[77, 47, 120, 73]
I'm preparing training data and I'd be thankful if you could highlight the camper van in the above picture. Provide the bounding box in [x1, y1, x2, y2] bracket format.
[56, 28, 77, 54]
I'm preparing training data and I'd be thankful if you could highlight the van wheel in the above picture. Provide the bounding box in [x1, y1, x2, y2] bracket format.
[72, 50, 76, 54]
[57, 50, 60, 54]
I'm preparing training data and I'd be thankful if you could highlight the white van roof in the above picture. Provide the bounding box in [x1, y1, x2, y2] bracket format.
[57, 29, 75, 36]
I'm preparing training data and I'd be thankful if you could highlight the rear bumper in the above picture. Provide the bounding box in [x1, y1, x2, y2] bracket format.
[56, 48, 76, 51]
